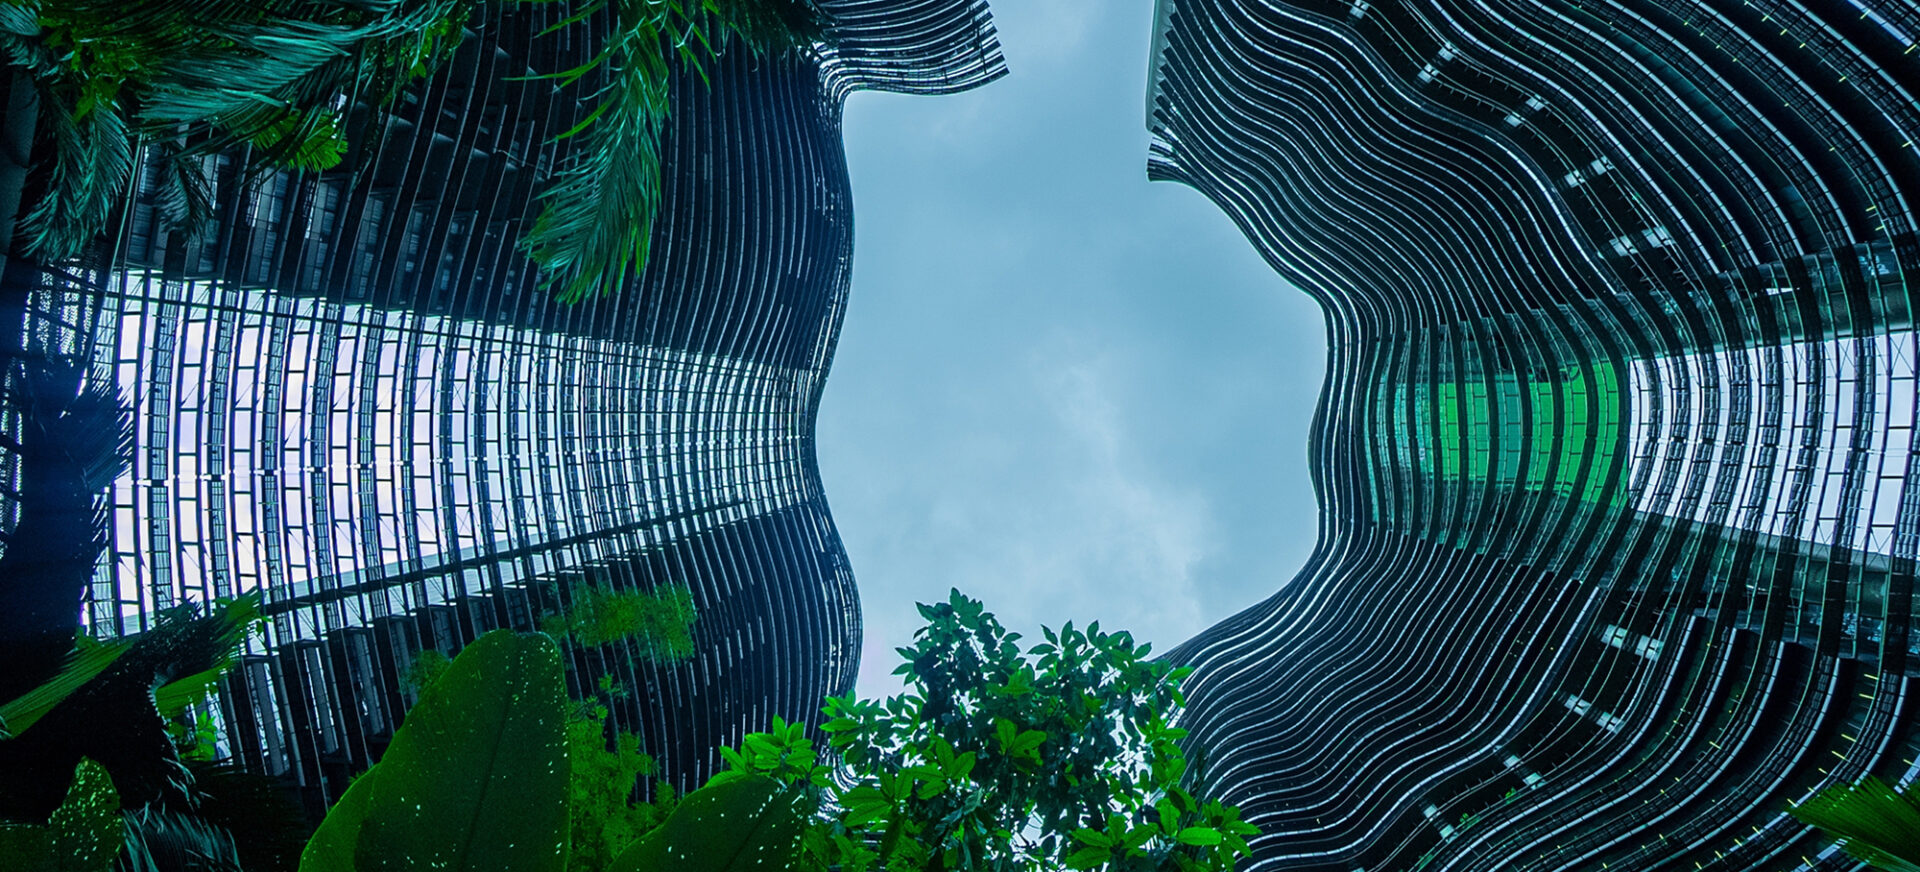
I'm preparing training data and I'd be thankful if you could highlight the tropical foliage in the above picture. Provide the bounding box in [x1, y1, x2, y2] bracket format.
[564, 700, 676, 872]
[1789, 775, 1920, 872]
[541, 580, 697, 658]
[608, 772, 805, 872]
[0, 0, 472, 260]
[1, 0, 825, 301]
[300, 630, 572, 872]
[0, 594, 261, 821]
[0, 358, 132, 704]
[5, 593, 1254, 872]
[519, 0, 825, 302]
[0, 759, 122, 872]
[719, 589, 1259, 872]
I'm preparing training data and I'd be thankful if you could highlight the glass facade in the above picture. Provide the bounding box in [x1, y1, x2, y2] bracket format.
[0, 0, 1006, 803]
[1148, 0, 1920, 867]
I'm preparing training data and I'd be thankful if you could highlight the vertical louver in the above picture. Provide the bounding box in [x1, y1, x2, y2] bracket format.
[1149, 0, 1920, 868]
[1, 0, 1004, 802]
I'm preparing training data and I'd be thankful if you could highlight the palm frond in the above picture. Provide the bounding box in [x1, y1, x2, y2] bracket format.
[703, 0, 827, 54]
[0, 360, 132, 704]
[0, 3, 38, 38]
[353, 0, 471, 94]
[522, 0, 829, 301]
[0, 635, 129, 735]
[521, 38, 672, 304]
[14, 91, 132, 263]
[118, 806, 244, 872]
[0, 595, 262, 820]
[131, 594, 263, 693]
[136, 18, 373, 128]
[242, 107, 347, 172]
[151, 144, 215, 245]
[1790, 776, 1920, 872]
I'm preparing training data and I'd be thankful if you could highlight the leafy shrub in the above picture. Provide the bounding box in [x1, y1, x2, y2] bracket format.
[541, 583, 696, 661]
[720, 589, 1259, 872]
[565, 701, 675, 872]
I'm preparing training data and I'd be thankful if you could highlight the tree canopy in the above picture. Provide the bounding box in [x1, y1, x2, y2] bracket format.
[720, 588, 1258, 872]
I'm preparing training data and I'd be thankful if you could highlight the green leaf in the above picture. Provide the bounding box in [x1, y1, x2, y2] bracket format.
[1064, 846, 1111, 870]
[1790, 777, 1920, 871]
[50, 759, 122, 872]
[299, 771, 376, 872]
[841, 785, 890, 827]
[1174, 827, 1222, 847]
[901, 764, 943, 783]
[0, 759, 122, 872]
[0, 639, 128, 734]
[1155, 798, 1180, 833]
[351, 630, 571, 872]
[1070, 828, 1111, 848]
[610, 774, 805, 872]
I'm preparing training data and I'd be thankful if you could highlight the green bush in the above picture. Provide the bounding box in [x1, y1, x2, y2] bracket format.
[542, 583, 697, 660]
[566, 701, 676, 872]
[719, 589, 1259, 872]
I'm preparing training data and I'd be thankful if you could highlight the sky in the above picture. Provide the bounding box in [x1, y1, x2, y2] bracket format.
[816, 0, 1330, 697]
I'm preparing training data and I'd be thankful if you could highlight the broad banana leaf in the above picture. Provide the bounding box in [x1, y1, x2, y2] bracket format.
[0, 759, 122, 872]
[296, 630, 570, 872]
[296, 768, 377, 872]
[610, 773, 806, 872]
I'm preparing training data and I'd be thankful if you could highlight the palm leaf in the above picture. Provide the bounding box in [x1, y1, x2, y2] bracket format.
[702, 0, 826, 54]
[14, 91, 132, 263]
[150, 143, 215, 245]
[521, 38, 671, 304]
[522, 0, 829, 301]
[0, 636, 128, 737]
[0, 361, 132, 704]
[1790, 776, 1920, 872]
[119, 806, 245, 872]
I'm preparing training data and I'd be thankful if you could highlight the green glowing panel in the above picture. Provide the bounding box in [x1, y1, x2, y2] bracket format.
[1390, 362, 1623, 504]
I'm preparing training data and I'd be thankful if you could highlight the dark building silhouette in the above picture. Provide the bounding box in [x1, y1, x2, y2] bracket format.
[1150, 0, 1920, 868]
[0, 0, 1002, 802]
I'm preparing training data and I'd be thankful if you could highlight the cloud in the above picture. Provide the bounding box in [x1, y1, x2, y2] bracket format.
[826, 0, 1324, 701]
[851, 335, 1216, 696]
[997, 0, 1107, 68]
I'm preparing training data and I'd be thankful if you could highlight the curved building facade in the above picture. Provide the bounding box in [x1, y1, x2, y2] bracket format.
[1, 0, 1002, 800]
[1150, 0, 1920, 868]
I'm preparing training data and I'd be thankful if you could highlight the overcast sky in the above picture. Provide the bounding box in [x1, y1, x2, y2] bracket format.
[816, 0, 1329, 697]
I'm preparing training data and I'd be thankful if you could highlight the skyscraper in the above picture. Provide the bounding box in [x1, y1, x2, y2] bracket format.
[0, 0, 1003, 802]
[1150, 0, 1920, 867]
